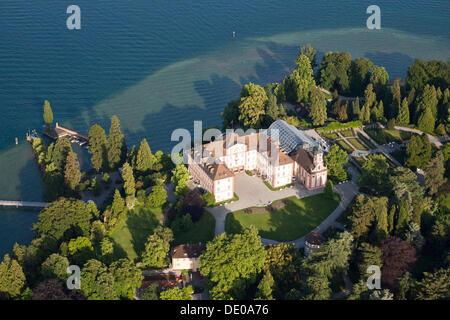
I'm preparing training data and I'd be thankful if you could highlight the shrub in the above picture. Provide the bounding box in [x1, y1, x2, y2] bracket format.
[202, 192, 216, 207]
[102, 173, 111, 184]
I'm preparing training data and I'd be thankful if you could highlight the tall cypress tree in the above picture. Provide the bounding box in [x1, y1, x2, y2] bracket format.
[121, 162, 135, 208]
[43, 100, 54, 128]
[107, 116, 126, 171]
[136, 139, 153, 175]
[351, 97, 361, 120]
[309, 87, 327, 126]
[88, 124, 107, 172]
[396, 98, 410, 126]
[396, 200, 410, 236]
[64, 151, 81, 191]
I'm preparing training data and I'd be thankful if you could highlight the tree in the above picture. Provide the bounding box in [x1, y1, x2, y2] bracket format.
[369, 289, 394, 300]
[255, 271, 274, 300]
[43, 100, 54, 128]
[300, 44, 317, 68]
[396, 200, 410, 236]
[0, 254, 26, 299]
[147, 185, 167, 208]
[106, 115, 126, 170]
[181, 190, 205, 222]
[406, 60, 450, 92]
[64, 151, 81, 191]
[350, 58, 374, 96]
[263, 244, 303, 299]
[136, 138, 153, 175]
[380, 237, 416, 289]
[68, 236, 94, 266]
[110, 189, 126, 218]
[284, 54, 315, 103]
[324, 179, 333, 198]
[34, 198, 93, 244]
[88, 124, 107, 171]
[413, 268, 450, 300]
[356, 243, 383, 279]
[100, 237, 114, 265]
[348, 194, 375, 240]
[171, 164, 190, 197]
[109, 259, 143, 299]
[122, 162, 136, 208]
[309, 87, 327, 126]
[317, 52, 352, 95]
[141, 226, 173, 269]
[81, 259, 118, 300]
[351, 97, 361, 120]
[417, 105, 436, 133]
[160, 286, 193, 300]
[140, 283, 161, 300]
[32, 279, 85, 300]
[238, 95, 266, 129]
[405, 134, 432, 169]
[415, 84, 438, 121]
[324, 145, 348, 182]
[307, 232, 353, 278]
[51, 136, 73, 171]
[370, 66, 389, 97]
[41, 253, 69, 282]
[373, 197, 389, 241]
[358, 154, 390, 191]
[424, 151, 446, 195]
[389, 79, 402, 119]
[305, 275, 331, 300]
[396, 98, 410, 125]
[200, 226, 266, 300]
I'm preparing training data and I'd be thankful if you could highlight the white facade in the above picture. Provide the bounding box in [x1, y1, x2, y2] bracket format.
[172, 257, 201, 272]
[213, 177, 234, 202]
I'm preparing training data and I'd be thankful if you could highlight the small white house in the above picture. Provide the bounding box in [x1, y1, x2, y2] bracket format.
[171, 243, 206, 272]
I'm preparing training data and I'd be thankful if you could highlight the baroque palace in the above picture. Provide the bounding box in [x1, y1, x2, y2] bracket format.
[185, 120, 328, 202]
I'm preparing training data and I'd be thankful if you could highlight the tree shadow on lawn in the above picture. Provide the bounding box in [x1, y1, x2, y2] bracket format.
[263, 195, 340, 241]
[126, 207, 160, 259]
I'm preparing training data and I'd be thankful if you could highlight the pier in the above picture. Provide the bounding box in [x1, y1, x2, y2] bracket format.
[0, 200, 49, 209]
[43, 122, 89, 145]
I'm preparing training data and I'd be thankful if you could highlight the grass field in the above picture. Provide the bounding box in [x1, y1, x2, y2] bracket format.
[225, 193, 340, 241]
[337, 140, 354, 153]
[110, 206, 163, 261]
[357, 133, 376, 149]
[347, 138, 368, 151]
[339, 129, 354, 137]
[173, 211, 216, 245]
[320, 132, 339, 140]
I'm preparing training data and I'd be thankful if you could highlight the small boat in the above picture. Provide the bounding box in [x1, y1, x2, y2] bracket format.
[232, 31, 236, 38]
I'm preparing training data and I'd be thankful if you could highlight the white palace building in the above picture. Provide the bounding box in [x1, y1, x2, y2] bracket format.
[185, 120, 328, 202]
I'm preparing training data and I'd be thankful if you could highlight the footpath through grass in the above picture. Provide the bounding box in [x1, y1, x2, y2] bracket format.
[225, 193, 340, 241]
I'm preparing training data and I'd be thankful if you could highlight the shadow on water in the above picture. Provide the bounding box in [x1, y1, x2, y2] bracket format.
[364, 51, 415, 78]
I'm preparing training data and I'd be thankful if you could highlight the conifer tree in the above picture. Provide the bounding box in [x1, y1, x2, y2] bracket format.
[88, 124, 107, 172]
[64, 151, 81, 191]
[351, 97, 361, 120]
[136, 138, 153, 175]
[43, 100, 54, 128]
[106, 116, 126, 171]
[255, 271, 274, 300]
[121, 162, 135, 208]
[396, 97, 410, 125]
[309, 87, 327, 126]
[396, 200, 410, 236]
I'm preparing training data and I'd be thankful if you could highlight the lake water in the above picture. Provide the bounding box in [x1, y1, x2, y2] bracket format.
[0, 0, 449, 256]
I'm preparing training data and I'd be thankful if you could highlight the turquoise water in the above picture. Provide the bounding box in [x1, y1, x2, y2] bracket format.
[0, 1, 449, 256]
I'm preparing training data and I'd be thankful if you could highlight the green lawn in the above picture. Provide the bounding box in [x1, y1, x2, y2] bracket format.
[336, 140, 354, 153]
[339, 129, 354, 137]
[110, 206, 163, 262]
[357, 133, 376, 149]
[347, 138, 368, 151]
[320, 132, 339, 140]
[225, 193, 341, 241]
[384, 129, 412, 142]
[173, 211, 216, 245]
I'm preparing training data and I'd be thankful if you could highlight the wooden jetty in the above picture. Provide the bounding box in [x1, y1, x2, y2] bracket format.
[0, 200, 49, 209]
